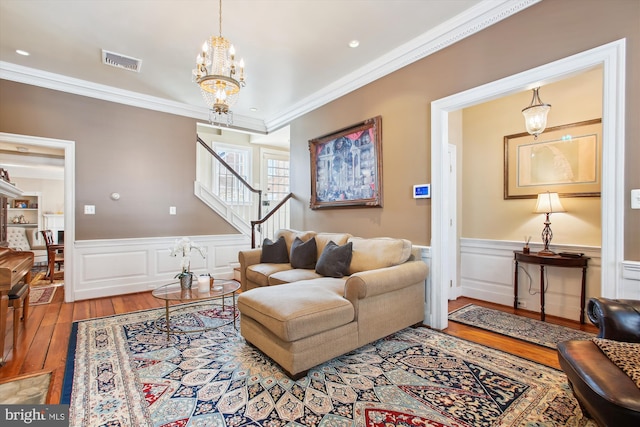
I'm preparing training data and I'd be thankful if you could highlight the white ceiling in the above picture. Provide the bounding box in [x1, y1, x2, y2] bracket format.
[0, 0, 534, 134]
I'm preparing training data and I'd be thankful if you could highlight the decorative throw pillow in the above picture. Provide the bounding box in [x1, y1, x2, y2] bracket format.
[315, 241, 353, 278]
[260, 236, 289, 263]
[290, 237, 317, 269]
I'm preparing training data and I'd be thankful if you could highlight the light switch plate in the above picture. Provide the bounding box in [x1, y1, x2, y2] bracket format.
[169, 206, 177, 215]
[632, 189, 640, 209]
[84, 205, 95, 215]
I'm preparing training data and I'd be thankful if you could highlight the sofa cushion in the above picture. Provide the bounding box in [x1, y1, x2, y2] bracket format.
[269, 268, 322, 286]
[260, 236, 289, 263]
[290, 237, 317, 269]
[276, 229, 317, 254]
[238, 280, 354, 342]
[348, 237, 412, 274]
[247, 263, 292, 287]
[316, 241, 353, 278]
[314, 232, 351, 259]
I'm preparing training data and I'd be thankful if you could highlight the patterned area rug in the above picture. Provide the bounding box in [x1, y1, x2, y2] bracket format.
[62, 304, 594, 427]
[448, 304, 595, 349]
[29, 285, 57, 305]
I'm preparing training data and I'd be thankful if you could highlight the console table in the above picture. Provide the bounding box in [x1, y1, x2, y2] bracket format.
[513, 251, 590, 324]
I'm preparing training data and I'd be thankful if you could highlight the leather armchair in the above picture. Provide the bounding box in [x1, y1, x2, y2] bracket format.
[587, 297, 640, 342]
[558, 297, 640, 427]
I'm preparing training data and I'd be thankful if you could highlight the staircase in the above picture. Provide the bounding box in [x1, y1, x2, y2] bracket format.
[194, 136, 291, 247]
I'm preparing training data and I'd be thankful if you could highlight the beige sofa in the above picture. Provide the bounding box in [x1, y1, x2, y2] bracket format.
[237, 229, 428, 378]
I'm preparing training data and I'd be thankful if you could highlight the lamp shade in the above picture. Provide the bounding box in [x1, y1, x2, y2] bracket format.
[534, 192, 566, 214]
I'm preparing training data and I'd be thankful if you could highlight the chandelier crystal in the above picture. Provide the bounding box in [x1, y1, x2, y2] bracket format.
[522, 87, 551, 139]
[193, 0, 245, 125]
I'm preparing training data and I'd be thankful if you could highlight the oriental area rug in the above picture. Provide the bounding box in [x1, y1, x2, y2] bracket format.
[448, 304, 595, 349]
[29, 284, 58, 306]
[63, 304, 595, 427]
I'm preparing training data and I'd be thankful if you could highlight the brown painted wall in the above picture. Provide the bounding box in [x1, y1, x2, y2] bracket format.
[289, 0, 640, 259]
[0, 81, 238, 239]
[0, 0, 637, 258]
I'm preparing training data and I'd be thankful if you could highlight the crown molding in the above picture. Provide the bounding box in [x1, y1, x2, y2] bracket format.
[0, 0, 539, 134]
[0, 61, 267, 134]
[264, 0, 541, 130]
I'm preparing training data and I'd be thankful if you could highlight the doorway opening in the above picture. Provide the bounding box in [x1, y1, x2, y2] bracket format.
[0, 132, 75, 303]
[429, 39, 626, 329]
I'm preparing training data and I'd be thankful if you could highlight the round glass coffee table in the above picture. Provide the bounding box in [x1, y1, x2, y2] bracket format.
[151, 279, 240, 339]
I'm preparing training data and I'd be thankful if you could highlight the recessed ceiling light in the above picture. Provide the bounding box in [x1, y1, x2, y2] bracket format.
[16, 49, 30, 56]
[250, 107, 258, 112]
[348, 40, 360, 48]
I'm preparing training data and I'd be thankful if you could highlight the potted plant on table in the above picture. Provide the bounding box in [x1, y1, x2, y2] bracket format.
[170, 237, 207, 289]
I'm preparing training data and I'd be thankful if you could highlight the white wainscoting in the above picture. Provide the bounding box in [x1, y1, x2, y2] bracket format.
[621, 261, 640, 299]
[72, 234, 250, 301]
[459, 238, 602, 322]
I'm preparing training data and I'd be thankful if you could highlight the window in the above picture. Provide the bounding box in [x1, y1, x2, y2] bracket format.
[213, 144, 251, 204]
[266, 158, 290, 202]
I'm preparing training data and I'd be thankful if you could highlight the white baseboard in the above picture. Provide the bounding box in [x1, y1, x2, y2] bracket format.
[71, 234, 250, 301]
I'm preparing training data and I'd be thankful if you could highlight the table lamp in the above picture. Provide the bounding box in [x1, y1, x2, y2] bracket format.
[534, 192, 566, 256]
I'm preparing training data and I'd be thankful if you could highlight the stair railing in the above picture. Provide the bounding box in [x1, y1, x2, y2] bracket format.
[251, 193, 293, 248]
[196, 136, 292, 245]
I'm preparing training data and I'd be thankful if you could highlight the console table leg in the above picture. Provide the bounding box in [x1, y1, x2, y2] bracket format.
[580, 266, 587, 324]
[513, 259, 519, 309]
[540, 265, 546, 322]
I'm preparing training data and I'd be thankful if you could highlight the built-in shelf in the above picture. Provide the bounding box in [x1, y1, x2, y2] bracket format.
[6, 192, 42, 233]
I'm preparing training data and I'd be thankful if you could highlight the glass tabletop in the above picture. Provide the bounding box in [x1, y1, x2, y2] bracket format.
[152, 279, 239, 302]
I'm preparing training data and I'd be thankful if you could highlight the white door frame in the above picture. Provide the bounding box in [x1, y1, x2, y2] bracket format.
[446, 144, 458, 300]
[0, 132, 75, 303]
[429, 39, 626, 329]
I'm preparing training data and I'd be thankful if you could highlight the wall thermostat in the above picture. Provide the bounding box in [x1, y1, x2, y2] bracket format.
[413, 184, 430, 199]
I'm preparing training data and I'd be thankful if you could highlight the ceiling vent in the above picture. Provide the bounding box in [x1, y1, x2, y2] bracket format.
[101, 49, 142, 73]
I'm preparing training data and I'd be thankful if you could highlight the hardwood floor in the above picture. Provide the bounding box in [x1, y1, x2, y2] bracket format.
[0, 290, 598, 404]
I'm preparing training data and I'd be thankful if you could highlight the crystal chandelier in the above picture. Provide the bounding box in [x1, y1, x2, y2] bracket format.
[193, 0, 245, 125]
[522, 87, 551, 139]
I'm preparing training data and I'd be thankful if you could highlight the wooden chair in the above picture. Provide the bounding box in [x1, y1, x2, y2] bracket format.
[41, 230, 64, 283]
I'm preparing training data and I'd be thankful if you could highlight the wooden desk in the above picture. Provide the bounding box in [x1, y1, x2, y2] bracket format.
[513, 251, 589, 324]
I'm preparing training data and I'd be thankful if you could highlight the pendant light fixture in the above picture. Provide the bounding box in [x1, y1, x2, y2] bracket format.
[522, 87, 551, 139]
[193, 0, 245, 125]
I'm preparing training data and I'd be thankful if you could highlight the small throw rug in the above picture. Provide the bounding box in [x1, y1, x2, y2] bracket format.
[29, 285, 57, 306]
[63, 304, 594, 427]
[30, 270, 64, 287]
[0, 371, 51, 404]
[448, 304, 595, 349]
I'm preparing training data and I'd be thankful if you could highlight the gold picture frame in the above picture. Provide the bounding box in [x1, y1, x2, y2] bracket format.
[504, 118, 602, 199]
[309, 116, 383, 209]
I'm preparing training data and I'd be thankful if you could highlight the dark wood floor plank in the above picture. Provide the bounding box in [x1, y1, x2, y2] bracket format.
[1, 303, 48, 376]
[72, 299, 92, 322]
[19, 323, 54, 374]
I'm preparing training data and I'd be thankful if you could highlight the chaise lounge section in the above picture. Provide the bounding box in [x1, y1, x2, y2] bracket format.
[237, 229, 428, 378]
